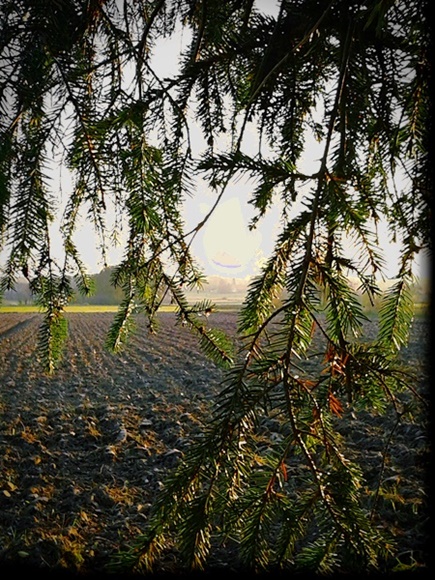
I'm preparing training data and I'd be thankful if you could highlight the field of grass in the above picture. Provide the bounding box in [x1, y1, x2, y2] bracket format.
[0, 304, 121, 313]
[0, 300, 243, 314]
[1, 299, 428, 316]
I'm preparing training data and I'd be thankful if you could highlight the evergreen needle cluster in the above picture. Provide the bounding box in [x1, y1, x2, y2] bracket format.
[0, 0, 430, 573]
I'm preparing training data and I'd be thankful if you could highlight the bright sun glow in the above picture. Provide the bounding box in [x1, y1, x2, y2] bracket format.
[201, 197, 262, 275]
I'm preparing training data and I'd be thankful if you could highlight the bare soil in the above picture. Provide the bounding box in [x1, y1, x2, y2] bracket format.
[0, 311, 430, 576]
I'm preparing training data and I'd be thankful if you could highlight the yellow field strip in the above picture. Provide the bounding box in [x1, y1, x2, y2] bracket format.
[0, 304, 241, 314]
[0, 305, 120, 313]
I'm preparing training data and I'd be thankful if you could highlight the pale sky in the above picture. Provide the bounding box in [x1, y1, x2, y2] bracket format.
[0, 0, 431, 283]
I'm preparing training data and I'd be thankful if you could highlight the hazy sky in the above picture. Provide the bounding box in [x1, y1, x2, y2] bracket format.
[59, 165, 430, 281]
[1, 1, 430, 283]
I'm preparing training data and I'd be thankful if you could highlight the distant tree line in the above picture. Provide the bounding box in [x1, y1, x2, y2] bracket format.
[2, 267, 124, 305]
[71, 267, 124, 305]
[2, 268, 429, 310]
[2, 268, 249, 305]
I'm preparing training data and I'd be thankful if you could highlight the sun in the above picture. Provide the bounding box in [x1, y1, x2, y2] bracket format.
[201, 197, 261, 275]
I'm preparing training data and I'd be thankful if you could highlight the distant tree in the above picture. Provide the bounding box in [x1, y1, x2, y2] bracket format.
[2, 278, 33, 304]
[0, 0, 430, 573]
[90, 266, 124, 305]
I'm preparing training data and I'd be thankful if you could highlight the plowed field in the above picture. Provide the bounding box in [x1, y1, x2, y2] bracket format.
[0, 311, 430, 575]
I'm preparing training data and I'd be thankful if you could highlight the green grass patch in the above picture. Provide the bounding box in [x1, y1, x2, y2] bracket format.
[0, 303, 240, 314]
[0, 305, 41, 313]
[2, 300, 426, 316]
[0, 304, 121, 313]
[65, 305, 120, 313]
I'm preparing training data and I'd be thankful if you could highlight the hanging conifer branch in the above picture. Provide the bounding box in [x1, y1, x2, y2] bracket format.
[0, 0, 430, 572]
